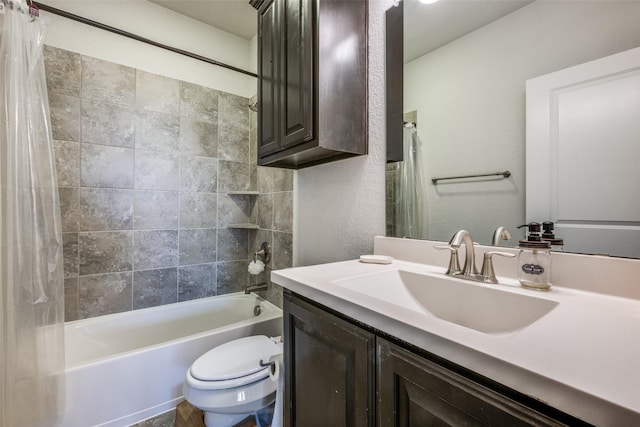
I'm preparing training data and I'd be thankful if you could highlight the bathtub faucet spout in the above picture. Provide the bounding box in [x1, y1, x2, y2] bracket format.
[245, 282, 268, 294]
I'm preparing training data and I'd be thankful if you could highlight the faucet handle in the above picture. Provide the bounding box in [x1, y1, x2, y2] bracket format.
[434, 245, 461, 275]
[480, 251, 516, 283]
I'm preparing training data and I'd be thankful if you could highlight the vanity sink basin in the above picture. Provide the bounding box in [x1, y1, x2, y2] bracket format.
[332, 270, 558, 334]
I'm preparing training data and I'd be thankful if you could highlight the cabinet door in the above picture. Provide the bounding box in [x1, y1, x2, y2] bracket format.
[279, 0, 314, 149]
[377, 339, 565, 427]
[284, 294, 375, 427]
[256, 0, 280, 156]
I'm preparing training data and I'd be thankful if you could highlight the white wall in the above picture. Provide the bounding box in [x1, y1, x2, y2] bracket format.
[404, 0, 640, 245]
[42, 0, 256, 97]
[294, 0, 393, 266]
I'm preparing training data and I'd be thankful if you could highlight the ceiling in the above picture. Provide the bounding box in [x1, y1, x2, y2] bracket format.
[148, 0, 532, 59]
[149, 0, 257, 40]
[404, 0, 533, 63]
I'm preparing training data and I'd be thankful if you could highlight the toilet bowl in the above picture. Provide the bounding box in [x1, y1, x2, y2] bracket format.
[183, 335, 282, 427]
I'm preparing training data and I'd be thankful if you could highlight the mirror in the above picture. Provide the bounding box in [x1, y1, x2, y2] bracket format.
[386, 0, 640, 258]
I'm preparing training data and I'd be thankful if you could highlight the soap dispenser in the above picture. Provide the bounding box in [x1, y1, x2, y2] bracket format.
[541, 221, 564, 252]
[517, 222, 552, 291]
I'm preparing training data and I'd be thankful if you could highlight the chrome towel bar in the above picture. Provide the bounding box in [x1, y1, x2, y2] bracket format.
[432, 170, 511, 185]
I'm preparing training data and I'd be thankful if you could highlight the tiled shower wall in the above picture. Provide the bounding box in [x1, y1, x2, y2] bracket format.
[44, 46, 293, 321]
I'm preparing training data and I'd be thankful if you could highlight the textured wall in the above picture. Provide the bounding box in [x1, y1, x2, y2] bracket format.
[293, 0, 394, 266]
[46, 47, 292, 321]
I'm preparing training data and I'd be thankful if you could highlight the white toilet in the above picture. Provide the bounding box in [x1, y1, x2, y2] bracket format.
[183, 335, 283, 427]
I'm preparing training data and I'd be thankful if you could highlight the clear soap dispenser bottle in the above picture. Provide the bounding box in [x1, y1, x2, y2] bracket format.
[541, 221, 564, 252]
[517, 222, 552, 291]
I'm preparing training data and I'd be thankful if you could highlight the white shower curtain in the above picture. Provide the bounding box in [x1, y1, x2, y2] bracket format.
[396, 123, 426, 239]
[0, 2, 66, 425]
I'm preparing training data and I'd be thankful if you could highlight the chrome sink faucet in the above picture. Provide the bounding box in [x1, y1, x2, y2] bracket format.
[491, 226, 512, 246]
[436, 230, 515, 284]
[449, 229, 478, 276]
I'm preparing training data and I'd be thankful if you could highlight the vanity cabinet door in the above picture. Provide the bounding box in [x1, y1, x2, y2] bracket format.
[278, 0, 314, 151]
[284, 293, 375, 427]
[377, 338, 565, 427]
[254, 0, 280, 156]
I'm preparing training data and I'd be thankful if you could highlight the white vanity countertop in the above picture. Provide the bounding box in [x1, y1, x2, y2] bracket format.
[271, 247, 640, 426]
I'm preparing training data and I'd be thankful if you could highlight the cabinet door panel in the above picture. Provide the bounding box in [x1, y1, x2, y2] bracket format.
[377, 339, 565, 427]
[256, 0, 279, 155]
[284, 294, 374, 427]
[280, 0, 314, 148]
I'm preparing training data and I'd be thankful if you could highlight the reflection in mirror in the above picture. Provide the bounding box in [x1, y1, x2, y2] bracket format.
[386, 0, 640, 258]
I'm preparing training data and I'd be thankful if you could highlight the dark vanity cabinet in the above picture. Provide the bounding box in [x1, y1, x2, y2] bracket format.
[284, 291, 587, 427]
[250, 0, 368, 169]
[283, 292, 375, 426]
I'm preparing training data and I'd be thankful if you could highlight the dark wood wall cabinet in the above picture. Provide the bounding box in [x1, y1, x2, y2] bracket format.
[250, 0, 368, 169]
[283, 291, 592, 427]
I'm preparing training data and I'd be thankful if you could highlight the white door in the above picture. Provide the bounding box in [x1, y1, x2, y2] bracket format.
[526, 47, 640, 258]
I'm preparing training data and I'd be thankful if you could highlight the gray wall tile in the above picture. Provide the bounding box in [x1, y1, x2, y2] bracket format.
[78, 272, 133, 318]
[218, 93, 250, 162]
[180, 193, 217, 229]
[134, 230, 178, 270]
[48, 49, 294, 320]
[257, 166, 275, 194]
[180, 116, 217, 158]
[272, 232, 293, 270]
[133, 268, 178, 309]
[179, 228, 216, 265]
[180, 82, 219, 123]
[62, 232, 79, 279]
[49, 93, 80, 141]
[82, 56, 135, 106]
[217, 228, 248, 262]
[250, 110, 257, 164]
[81, 143, 134, 188]
[58, 187, 79, 232]
[250, 164, 258, 192]
[79, 188, 133, 231]
[54, 140, 80, 187]
[82, 100, 135, 147]
[257, 194, 274, 230]
[135, 150, 179, 191]
[135, 70, 179, 115]
[44, 46, 81, 97]
[266, 281, 283, 309]
[178, 264, 216, 301]
[274, 168, 294, 192]
[180, 156, 217, 193]
[134, 191, 179, 230]
[135, 110, 180, 153]
[273, 191, 293, 233]
[217, 261, 248, 295]
[64, 278, 79, 321]
[218, 160, 250, 193]
[79, 231, 133, 275]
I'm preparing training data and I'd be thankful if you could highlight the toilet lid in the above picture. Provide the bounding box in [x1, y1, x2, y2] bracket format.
[190, 335, 281, 382]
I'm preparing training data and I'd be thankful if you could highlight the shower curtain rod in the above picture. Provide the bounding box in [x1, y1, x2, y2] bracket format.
[32, 1, 258, 78]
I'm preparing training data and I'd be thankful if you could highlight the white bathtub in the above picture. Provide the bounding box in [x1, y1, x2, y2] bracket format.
[61, 293, 282, 427]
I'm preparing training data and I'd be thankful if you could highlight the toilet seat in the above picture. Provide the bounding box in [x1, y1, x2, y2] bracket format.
[186, 335, 281, 391]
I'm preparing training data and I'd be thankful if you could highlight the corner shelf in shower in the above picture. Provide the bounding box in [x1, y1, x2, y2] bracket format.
[226, 223, 260, 229]
[227, 191, 260, 195]
[225, 191, 260, 229]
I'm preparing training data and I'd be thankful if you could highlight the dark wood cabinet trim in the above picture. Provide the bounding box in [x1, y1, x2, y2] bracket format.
[385, 2, 403, 163]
